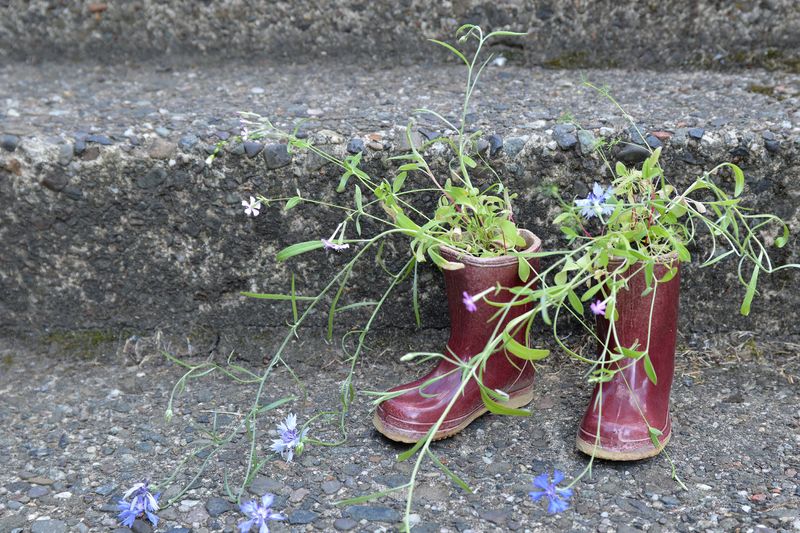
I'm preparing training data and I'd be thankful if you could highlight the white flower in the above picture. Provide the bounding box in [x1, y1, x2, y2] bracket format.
[242, 196, 262, 217]
[321, 222, 350, 252]
[321, 238, 350, 252]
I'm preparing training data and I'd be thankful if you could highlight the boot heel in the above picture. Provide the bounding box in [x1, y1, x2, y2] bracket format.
[502, 385, 535, 409]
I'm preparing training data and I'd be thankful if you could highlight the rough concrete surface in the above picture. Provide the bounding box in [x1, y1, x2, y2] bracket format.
[1, 1, 799, 71]
[1, 61, 799, 349]
[0, 333, 798, 532]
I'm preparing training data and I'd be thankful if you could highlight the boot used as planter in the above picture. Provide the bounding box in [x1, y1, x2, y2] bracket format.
[577, 256, 681, 461]
[373, 229, 543, 443]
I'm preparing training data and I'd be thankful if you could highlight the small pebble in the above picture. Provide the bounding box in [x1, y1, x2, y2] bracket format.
[334, 517, 358, 531]
[1, 134, 20, 152]
[487, 133, 503, 156]
[346, 138, 365, 154]
[86, 134, 113, 145]
[688, 127, 705, 140]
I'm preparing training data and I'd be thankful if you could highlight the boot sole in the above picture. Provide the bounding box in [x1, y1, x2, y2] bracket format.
[575, 431, 671, 461]
[373, 385, 535, 443]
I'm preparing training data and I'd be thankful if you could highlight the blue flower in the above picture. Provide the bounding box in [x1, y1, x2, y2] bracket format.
[575, 182, 615, 219]
[270, 413, 309, 462]
[239, 493, 285, 533]
[117, 480, 160, 528]
[529, 470, 573, 514]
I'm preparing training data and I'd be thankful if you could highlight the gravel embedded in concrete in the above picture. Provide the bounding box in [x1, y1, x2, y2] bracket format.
[0, 333, 798, 532]
[1, 61, 799, 344]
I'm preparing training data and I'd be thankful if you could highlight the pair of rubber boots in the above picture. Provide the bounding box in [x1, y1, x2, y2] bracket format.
[373, 231, 679, 461]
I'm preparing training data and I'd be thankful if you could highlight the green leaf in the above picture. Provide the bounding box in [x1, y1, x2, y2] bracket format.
[699, 249, 733, 268]
[648, 427, 663, 448]
[285, 196, 302, 210]
[397, 433, 429, 461]
[560, 226, 578, 240]
[643, 353, 658, 385]
[353, 167, 370, 182]
[659, 266, 678, 283]
[392, 172, 407, 193]
[412, 261, 421, 328]
[456, 23, 476, 35]
[428, 248, 465, 271]
[336, 171, 353, 193]
[674, 241, 691, 262]
[255, 396, 296, 414]
[619, 346, 646, 359]
[395, 212, 421, 234]
[290, 272, 298, 322]
[517, 255, 531, 282]
[335, 301, 378, 312]
[428, 39, 469, 66]
[462, 155, 477, 168]
[335, 484, 410, 506]
[479, 386, 531, 416]
[775, 224, 790, 248]
[354, 185, 362, 211]
[644, 261, 654, 290]
[499, 219, 518, 246]
[427, 450, 473, 493]
[552, 212, 573, 225]
[276, 240, 325, 261]
[486, 30, 528, 37]
[581, 283, 605, 301]
[669, 203, 687, 219]
[502, 331, 550, 361]
[740, 256, 761, 316]
[567, 289, 584, 315]
[731, 163, 745, 197]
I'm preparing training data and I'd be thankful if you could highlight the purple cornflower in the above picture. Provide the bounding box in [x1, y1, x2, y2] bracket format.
[321, 238, 350, 252]
[238, 493, 285, 533]
[270, 413, 309, 463]
[242, 196, 262, 217]
[590, 299, 606, 316]
[117, 480, 160, 528]
[529, 470, 573, 514]
[462, 291, 478, 313]
[574, 182, 614, 219]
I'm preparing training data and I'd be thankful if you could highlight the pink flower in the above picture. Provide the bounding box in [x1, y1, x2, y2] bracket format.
[590, 299, 606, 316]
[462, 291, 478, 313]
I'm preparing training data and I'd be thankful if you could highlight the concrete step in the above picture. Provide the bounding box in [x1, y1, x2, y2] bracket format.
[1, 61, 799, 339]
[1, 1, 799, 70]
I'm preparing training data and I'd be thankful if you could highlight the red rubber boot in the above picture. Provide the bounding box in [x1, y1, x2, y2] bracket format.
[577, 258, 681, 460]
[373, 230, 542, 443]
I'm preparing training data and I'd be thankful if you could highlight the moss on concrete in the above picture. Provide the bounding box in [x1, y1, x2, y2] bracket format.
[44, 329, 128, 356]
